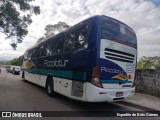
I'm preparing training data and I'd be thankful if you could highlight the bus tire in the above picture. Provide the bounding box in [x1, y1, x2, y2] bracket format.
[46, 77, 54, 97]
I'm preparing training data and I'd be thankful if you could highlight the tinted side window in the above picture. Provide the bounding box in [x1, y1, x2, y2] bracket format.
[63, 25, 88, 53]
[56, 35, 65, 54]
[27, 51, 32, 60]
[75, 25, 88, 48]
[35, 47, 40, 58]
[31, 48, 37, 59]
[46, 41, 52, 56]
[31, 49, 35, 58]
[64, 32, 76, 53]
[50, 38, 57, 56]
[40, 44, 46, 57]
[24, 52, 28, 60]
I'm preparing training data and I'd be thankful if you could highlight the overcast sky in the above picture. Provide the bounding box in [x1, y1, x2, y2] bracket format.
[0, 0, 160, 61]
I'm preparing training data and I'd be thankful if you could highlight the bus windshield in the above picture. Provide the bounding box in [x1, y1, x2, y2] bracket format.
[101, 16, 137, 48]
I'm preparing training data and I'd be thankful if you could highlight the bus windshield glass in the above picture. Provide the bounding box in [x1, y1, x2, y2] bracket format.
[101, 16, 137, 48]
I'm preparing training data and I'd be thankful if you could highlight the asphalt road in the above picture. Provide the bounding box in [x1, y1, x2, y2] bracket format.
[0, 67, 159, 120]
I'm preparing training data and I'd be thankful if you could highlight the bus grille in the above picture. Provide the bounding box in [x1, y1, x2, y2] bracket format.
[104, 48, 134, 63]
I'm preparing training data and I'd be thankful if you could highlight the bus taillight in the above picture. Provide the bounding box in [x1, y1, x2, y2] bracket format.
[91, 65, 103, 88]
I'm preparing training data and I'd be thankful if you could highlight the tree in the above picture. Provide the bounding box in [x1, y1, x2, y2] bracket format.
[37, 36, 45, 43]
[8, 58, 20, 66]
[37, 22, 70, 43]
[155, 59, 160, 67]
[0, 0, 40, 49]
[137, 56, 154, 69]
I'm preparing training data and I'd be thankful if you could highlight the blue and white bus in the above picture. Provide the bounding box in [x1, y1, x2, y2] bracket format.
[20, 15, 137, 102]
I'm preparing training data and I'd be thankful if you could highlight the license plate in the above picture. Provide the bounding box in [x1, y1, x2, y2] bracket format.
[116, 92, 123, 97]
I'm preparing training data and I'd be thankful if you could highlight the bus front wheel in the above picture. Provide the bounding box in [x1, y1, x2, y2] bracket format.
[46, 77, 54, 97]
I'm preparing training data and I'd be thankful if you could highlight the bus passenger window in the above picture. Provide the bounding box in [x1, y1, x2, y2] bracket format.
[75, 25, 88, 48]
[40, 45, 46, 57]
[56, 36, 64, 54]
[50, 40, 57, 55]
[27, 51, 32, 60]
[46, 42, 52, 56]
[64, 32, 75, 53]
[35, 47, 40, 58]
[24, 52, 28, 60]
[32, 49, 35, 58]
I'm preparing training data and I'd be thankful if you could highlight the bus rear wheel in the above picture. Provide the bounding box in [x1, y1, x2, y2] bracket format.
[46, 77, 54, 97]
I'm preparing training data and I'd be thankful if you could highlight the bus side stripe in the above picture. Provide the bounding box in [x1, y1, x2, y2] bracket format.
[101, 80, 132, 84]
[22, 68, 86, 81]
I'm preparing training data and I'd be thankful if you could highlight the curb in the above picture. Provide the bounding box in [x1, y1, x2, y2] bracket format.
[117, 101, 159, 112]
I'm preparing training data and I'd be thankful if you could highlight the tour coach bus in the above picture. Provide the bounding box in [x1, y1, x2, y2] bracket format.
[20, 15, 137, 102]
